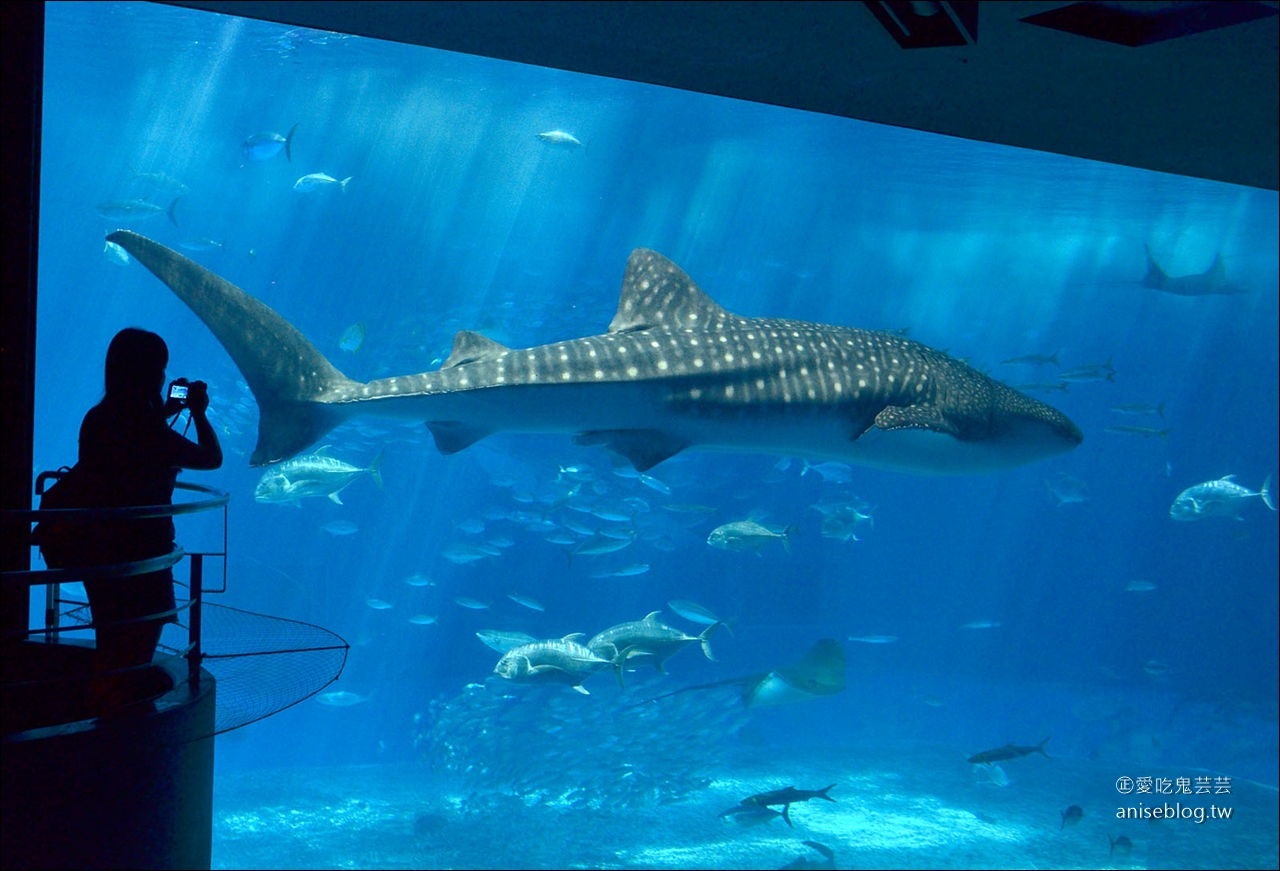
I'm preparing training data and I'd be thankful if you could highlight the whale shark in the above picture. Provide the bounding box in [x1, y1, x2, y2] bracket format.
[106, 231, 1081, 474]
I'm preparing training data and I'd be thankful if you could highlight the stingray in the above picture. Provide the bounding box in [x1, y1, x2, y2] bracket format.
[630, 638, 846, 708]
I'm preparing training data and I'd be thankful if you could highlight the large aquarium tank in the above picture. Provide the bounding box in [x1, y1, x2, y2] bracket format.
[34, 2, 1277, 868]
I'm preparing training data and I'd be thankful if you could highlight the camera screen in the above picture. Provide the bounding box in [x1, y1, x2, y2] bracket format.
[169, 385, 188, 400]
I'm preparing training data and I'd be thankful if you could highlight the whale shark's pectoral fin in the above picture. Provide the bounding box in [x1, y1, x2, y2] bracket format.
[426, 420, 493, 454]
[443, 330, 511, 368]
[871, 404, 961, 438]
[574, 429, 689, 471]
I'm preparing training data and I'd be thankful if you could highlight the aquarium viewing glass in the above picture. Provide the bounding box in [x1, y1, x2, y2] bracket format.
[35, 2, 1278, 868]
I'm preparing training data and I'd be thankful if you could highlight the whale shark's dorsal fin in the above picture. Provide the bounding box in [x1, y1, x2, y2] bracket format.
[608, 249, 734, 334]
[443, 330, 511, 369]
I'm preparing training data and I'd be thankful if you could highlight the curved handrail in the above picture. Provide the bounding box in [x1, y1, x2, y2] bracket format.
[3, 480, 230, 525]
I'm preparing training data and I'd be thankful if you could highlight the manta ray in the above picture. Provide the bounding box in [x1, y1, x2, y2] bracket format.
[106, 231, 1081, 474]
[631, 638, 848, 709]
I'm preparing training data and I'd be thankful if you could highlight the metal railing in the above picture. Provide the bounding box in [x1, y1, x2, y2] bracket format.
[3, 477, 229, 699]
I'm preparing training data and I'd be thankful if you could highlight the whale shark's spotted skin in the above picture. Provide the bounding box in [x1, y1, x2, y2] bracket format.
[106, 232, 1082, 474]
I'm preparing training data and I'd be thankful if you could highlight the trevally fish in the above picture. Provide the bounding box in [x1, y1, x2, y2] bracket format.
[588, 611, 722, 686]
[1170, 474, 1275, 521]
[106, 233, 1083, 476]
[293, 172, 351, 193]
[718, 805, 785, 827]
[967, 738, 1050, 765]
[475, 629, 538, 653]
[847, 634, 897, 644]
[103, 240, 130, 266]
[365, 598, 392, 609]
[492, 635, 612, 694]
[1060, 805, 1084, 830]
[242, 122, 298, 162]
[779, 841, 837, 871]
[1143, 244, 1247, 296]
[253, 446, 384, 506]
[708, 520, 796, 554]
[95, 198, 179, 226]
[408, 614, 437, 625]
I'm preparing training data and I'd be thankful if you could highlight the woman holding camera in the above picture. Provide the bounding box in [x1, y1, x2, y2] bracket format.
[78, 327, 222, 710]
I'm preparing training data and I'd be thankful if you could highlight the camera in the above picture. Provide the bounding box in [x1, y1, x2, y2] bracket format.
[168, 381, 189, 404]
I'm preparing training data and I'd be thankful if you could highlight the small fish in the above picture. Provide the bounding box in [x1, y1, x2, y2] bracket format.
[1142, 658, 1168, 677]
[967, 738, 1049, 764]
[1108, 834, 1134, 857]
[1109, 402, 1164, 418]
[1125, 580, 1157, 593]
[443, 543, 497, 564]
[103, 240, 130, 266]
[589, 563, 651, 579]
[707, 520, 796, 554]
[94, 198, 180, 226]
[662, 503, 719, 514]
[242, 122, 298, 162]
[507, 592, 545, 612]
[667, 599, 725, 627]
[365, 597, 393, 610]
[847, 634, 897, 644]
[575, 535, 634, 555]
[321, 520, 359, 535]
[960, 620, 1002, 630]
[404, 573, 434, 587]
[293, 172, 351, 193]
[1001, 352, 1059, 366]
[408, 614, 438, 625]
[178, 238, 224, 252]
[1170, 474, 1275, 521]
[339, 322, 366, 352]
[475, 629, 538, 653]
[1058, 358, 1116, 383]
[537, 130, 583, 147]
[1061, 805, 1084, 830]
[314, 689, 368, 706]
[638, 474, 671, 494]
[1011, 381, 1070, 394]
[1105, 425, 1168, 439]
[127, 166, 189, 196]
[453, 596, 491, 610]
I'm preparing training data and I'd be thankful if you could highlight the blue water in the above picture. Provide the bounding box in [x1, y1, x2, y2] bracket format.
[36, 3, 1278, 868]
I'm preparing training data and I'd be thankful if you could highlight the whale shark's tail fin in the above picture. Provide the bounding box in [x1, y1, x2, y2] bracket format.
[107, 231, 359, 466]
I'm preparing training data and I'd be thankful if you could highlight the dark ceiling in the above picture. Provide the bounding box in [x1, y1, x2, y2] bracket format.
[163, 0, 1279, 191]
